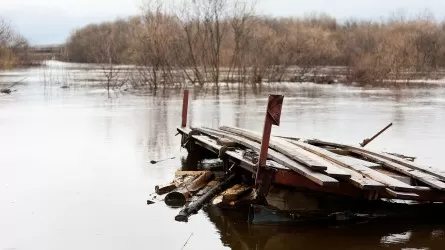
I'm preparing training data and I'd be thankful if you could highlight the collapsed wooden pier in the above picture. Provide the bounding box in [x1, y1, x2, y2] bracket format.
[149, 90, 445, 224]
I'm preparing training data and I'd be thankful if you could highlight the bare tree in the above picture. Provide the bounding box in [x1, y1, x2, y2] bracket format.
[0, 17, 30, 69]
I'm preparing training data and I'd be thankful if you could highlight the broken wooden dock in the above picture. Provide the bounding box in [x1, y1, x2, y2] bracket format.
[150, 90, 445, 224]
[178, 125, 445, 202]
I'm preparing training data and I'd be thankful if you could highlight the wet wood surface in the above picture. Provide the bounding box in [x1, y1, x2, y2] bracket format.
[196, 127, 339, 187]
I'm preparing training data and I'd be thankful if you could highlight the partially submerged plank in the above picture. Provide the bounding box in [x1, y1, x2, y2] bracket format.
[307, 139, 445, 182]
[195, 128, 339, 187]
[348, 149, 445, 191]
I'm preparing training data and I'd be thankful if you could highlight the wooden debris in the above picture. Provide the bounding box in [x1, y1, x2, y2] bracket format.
[307, 139, 445, 181]
[155, 183, 177, 195]
[220, 126, 328, 171]
[165, 172, 214, 207]
[284, 139, 418, 192]
[195, 127, 339, 187]
[221, 184, 251, 201]
[175, 171, 210, 177]
[385, 188, 419, 199]
[175, 173, 237, 222]
[348, 149, 445, 191]
[216, 138, 237, 147]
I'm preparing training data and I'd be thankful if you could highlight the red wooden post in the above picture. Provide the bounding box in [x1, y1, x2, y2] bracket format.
[181, 90, 189, 127]
[256, 95, 284, 195]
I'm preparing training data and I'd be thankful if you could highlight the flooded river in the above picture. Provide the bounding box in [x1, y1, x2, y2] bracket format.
[1, 61, 445, 250]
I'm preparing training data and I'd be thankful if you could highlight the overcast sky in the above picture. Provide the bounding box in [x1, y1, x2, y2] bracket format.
[1, 0, 445, 45]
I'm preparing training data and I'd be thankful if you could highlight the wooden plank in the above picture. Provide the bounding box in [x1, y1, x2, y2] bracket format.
[177, 126, 192, 135]
[219, 126, 354, 176]
[385, 188, 419, 199]
[307, 139, 445, 182]
[210, 128, 389, 190]
[348, 149, 445, 191]
[219, 127, 386, 181]
[219, 127, 329, 171]
[378, 152, 445, 181]
[175, 171, 211, 177]
[221, 184, 251, 201]
[218, 130, 385, 190]
[193, 135, 221, 154]
[284, 139, 418, 192]
[195, 128, 339, 187]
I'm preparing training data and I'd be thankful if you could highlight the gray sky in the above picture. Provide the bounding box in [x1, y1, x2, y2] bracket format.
[1, 0, 445, 45]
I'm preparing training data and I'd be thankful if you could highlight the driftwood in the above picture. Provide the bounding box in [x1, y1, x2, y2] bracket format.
[155, 183, 177, 195]
[165, 171, 214, 207]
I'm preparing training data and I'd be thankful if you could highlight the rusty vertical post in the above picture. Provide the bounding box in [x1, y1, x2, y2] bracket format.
[181, 89, 189, 127]
[256, 95, 284, 196]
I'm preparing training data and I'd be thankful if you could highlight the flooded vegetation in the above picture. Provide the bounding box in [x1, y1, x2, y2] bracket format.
[1, 61, 445, 249]
[63, 1, 445, 86]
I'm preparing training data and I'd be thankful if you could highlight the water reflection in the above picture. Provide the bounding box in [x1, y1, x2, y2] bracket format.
[207, 207, 445, 250]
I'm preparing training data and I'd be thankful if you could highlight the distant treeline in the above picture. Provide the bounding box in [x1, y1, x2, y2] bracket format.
[64, 0, 445, 86]
[0, 17, 30, 69]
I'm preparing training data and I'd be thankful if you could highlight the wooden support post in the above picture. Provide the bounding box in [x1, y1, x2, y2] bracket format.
[256, 95, 284, 196]
[181, 89, 189, 127]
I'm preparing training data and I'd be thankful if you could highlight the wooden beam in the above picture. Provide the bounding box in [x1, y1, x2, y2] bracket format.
[196, 127, 339, 187]
[285, 139, 420, 192]
[348, 149, 445, 191]
[307, 139, 445, 182]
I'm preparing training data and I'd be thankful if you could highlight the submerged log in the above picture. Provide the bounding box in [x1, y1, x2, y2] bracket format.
[165, 172, 215, 207]
[175, 173, 237, 222]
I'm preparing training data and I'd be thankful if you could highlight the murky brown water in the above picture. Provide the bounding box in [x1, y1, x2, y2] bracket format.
[1, 61, 445, 250]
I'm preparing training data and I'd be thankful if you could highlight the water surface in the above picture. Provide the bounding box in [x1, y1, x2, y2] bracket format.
[1, 61, 445, 250]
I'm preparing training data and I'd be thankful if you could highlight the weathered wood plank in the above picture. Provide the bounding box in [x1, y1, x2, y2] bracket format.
[348, 149, 445, 191]
[177, 126, 192, 135]
[221, 184, 251, 201]
[284, 139, 418, 192]
[214, 127, 392, 190]
[219, 126, 329, 172]
[195, 128, 339, 187]
[219, 126, 357, 177]
[385, 188, 419, 199]
[220, 127, 385, 182]
[220, 127, 400, 192]
[307, 139, 445, 182]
